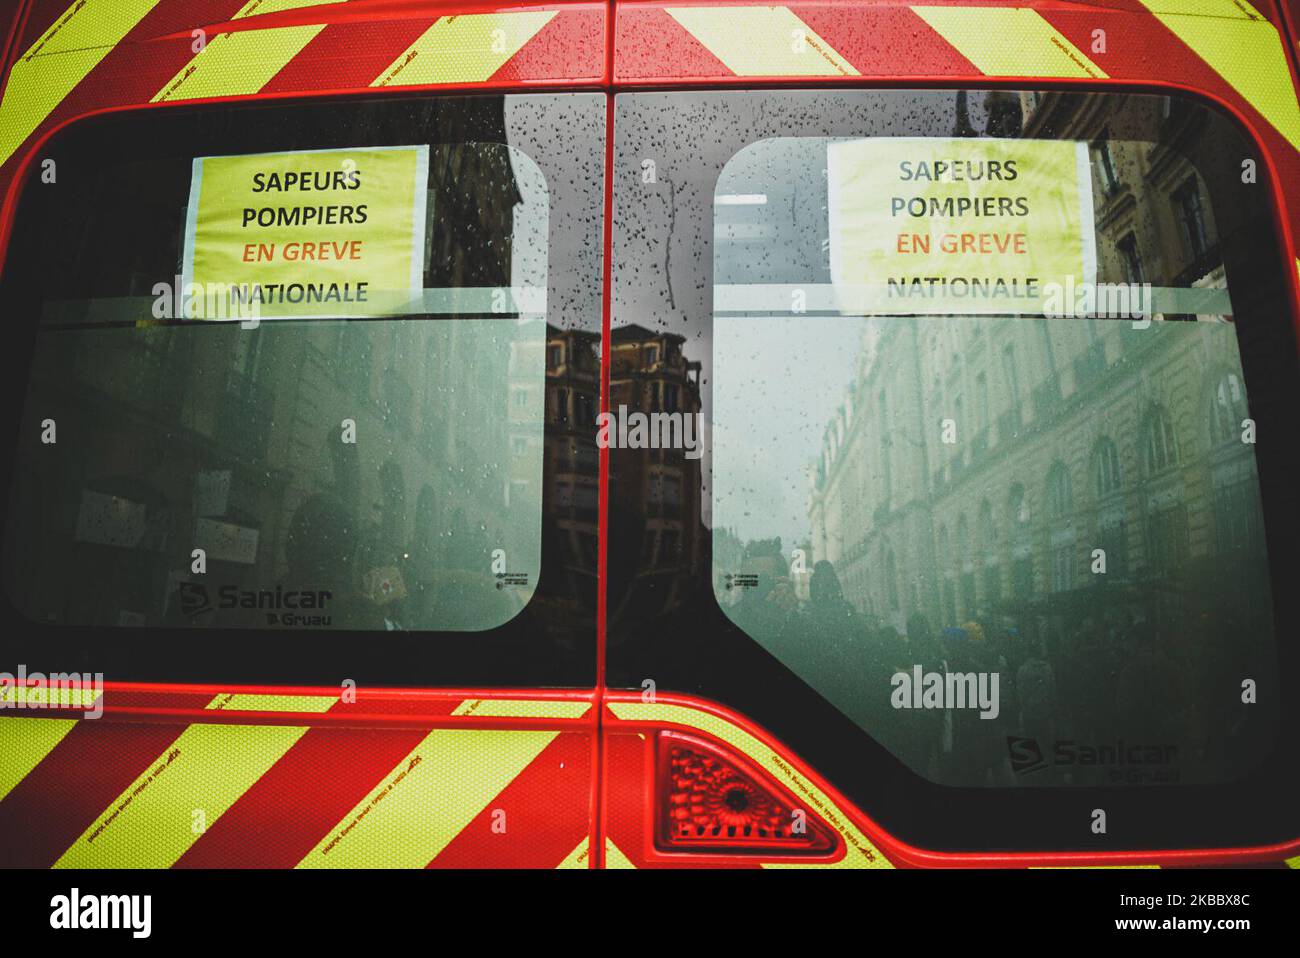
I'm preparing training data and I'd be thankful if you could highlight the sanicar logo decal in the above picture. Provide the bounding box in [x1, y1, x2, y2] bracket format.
[178, 582, 332, 625]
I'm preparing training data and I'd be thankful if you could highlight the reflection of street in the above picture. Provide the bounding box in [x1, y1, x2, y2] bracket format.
[714, 91, 1277, 787]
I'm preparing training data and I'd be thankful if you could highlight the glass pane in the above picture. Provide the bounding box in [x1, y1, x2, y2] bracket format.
[5, 99, 565, 633]
[710, 93, 1277, 787]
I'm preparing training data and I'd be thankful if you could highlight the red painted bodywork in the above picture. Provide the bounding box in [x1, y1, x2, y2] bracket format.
[0, 0, 1297, 868]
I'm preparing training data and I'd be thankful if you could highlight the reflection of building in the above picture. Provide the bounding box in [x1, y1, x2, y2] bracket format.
[542, 326, 600, 603]
[610, 324, 703, 622]
[1022, 91, 1228, 298]
[808, 94, 1268, 637]
[9, 115, 556, 628]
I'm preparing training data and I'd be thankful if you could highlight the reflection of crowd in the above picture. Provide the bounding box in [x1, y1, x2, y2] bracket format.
[726, 542, 1268, 787]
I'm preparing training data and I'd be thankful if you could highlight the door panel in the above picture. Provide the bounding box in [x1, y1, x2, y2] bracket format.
[604, 87, 1300, 862]
[0, 88, 605, 867]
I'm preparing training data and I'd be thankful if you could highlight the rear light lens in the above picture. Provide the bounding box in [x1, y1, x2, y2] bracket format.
[656, 731, 836, 854]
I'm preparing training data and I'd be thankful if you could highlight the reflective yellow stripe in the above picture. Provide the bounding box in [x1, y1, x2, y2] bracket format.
[451, 698, 590, 720]
[205, 692, 336, 713]
[0, 0, 159, 167]
[297, 728, 557, 868]
[0, 717, 77, 801]
[371, 12, 557, 87]
[604, 836, 636, 869]
[153, 0, 347, 103]
[913, 6, 1107, 79]
[665, 6, 857, 77]
[610, 701, 891, 868]
[1139, 0, 1300, 151]
[556, 836, 590, 869]
[1286, 854, 1300, 869]
[54, 722, 310, 868]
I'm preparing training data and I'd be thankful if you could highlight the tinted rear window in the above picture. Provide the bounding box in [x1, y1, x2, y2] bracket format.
[711, 113, 1274, 787]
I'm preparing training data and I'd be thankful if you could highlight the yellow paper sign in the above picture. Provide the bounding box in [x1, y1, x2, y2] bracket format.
[827, 137, 1095, 315]
[181, 145, 429, 319]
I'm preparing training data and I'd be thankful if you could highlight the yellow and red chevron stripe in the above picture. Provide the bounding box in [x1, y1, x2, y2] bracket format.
[616, 0, 1300, 152]
[0, 689, 593, 868]
[0, 0, 606, 175]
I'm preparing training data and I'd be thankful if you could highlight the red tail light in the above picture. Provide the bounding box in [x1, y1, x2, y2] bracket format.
[656, 731, 836, 854]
